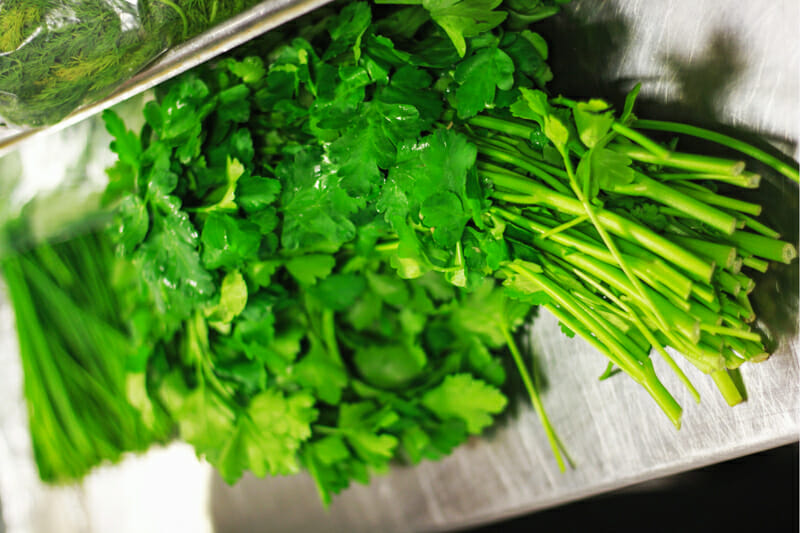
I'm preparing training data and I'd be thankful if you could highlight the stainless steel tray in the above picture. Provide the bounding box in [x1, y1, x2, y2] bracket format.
[1, 1, 798, 532]
[0, 0, 334, 157]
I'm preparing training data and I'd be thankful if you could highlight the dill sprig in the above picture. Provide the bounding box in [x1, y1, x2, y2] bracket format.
[0, 0, 260, 127]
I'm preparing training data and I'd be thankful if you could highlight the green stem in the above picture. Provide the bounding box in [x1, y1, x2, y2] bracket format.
[609, 172, 738, 234]
[539, 215, 589, 239]
[486, 171, 715, 282]
[570, 266, 701, 403]
[741, 255, 769, 273]
[699, 324, 761, 342]
[472, 133, 570, 181]
[612, 144, 745, 176]
[498, 208, 693, 301]
[374, 240, 400, 253]
[477, 146, 571, 194]
[322, 309, 345, 367]
[506, 261, 682, 429]
[735, 213, 780, 239]
[611, 122, 670, 159]
[503, 228, 702, 344]
[540, 258, 650, 360]
[560, 145, 675, 333]
[722, 348, 746, 369]
[653, 171, 761, 188]
[666, 234, 736, 271]
[733, 272, 755, 294]
[505, 262, 640, 378]
[501, 328, 569, 471]
[633, 119, 800, 183]
[711, 370, 744, 406]
[736, 292, 756, 323]
[726, 231, 797, 264]
[671, 183, 761, 216]
[468, 116, 539, 140]
[715, 269, 741, 296]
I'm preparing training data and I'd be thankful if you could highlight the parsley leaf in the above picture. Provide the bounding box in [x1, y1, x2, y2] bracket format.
[454, 46, 515, 118]
[421, 373, 507, 434]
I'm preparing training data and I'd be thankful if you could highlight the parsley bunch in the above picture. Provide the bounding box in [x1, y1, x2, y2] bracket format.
[96, 5, 553, 494]
[104, 0, 795, 429]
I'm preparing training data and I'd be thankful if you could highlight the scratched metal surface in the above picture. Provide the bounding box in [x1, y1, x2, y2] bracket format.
[0, 1, 798, 532]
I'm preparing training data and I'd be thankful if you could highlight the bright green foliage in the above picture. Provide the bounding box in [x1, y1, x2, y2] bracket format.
[5, 0, 792, 508]
[87, 5, 546, 497]
[0, 233, 171, 482]
[422, 374, 508, 433]
[454, 46, 515, 118]
[0, 0, 264, 126]
[376, 0, 508, 57]
[214, 390, 318, 481]
[99, 0, 786, 484]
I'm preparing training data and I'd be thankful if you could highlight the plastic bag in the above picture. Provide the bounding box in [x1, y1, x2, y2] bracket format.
[0, 0, 259, 127]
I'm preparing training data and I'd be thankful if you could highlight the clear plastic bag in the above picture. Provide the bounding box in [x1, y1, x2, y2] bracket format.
[0, 0, 259, 127]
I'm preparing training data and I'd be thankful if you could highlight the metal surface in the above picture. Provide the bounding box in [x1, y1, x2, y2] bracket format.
[0, 0, 335, 158]
[0, 1, 798, 532]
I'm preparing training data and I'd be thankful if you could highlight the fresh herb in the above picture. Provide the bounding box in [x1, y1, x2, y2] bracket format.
[0, 231, 171, 481]
[0, 0, 262, 126]
[2, 0, 797, 504]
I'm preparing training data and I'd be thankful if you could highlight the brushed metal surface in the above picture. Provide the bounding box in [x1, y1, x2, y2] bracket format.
[0, 0, 335, 157]
[0, 1, 798, 532]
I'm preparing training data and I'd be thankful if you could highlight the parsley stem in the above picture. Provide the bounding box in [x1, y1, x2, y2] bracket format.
[531, 235, 701, 342]
[726, 230, 797, 264]
[311, 425, 339, 435]
[322, 309, 344, 367]
[374, 240, 400, 253]
[501, 327, 569, 472]
[506, 262, 683, 428]
[736, 292, 756, 322]
[733, 273, 755, 294]
[571, 267, 701, 403]
[608, 171, 739, 235]
[734, 214, 780, 239]
[652, 171, 760, 188]
[699, 324, 761, 342]
[711, 370, 744, 406]
[486, 170, 716, 282]
[633, 119, 800, 183]
[468, 115, 538, 140]
[667, 235, 737, 271]
[495, 207, 693, 302]
[542, 141, 650, 319]
[611, 145, 745, 176]
[741, 256, 769, 273]
[611, 123, 670, 159]
[504, 262, 637, 376]
[715, 270, 741, 296]
[671, 183, 762, 216]
[476, 145, 570, 194]
[539, 215, 589, 239]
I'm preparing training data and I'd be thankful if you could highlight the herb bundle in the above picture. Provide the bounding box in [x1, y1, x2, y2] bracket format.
[2, 0, 797, 504]
[0, 0, 261, 126]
